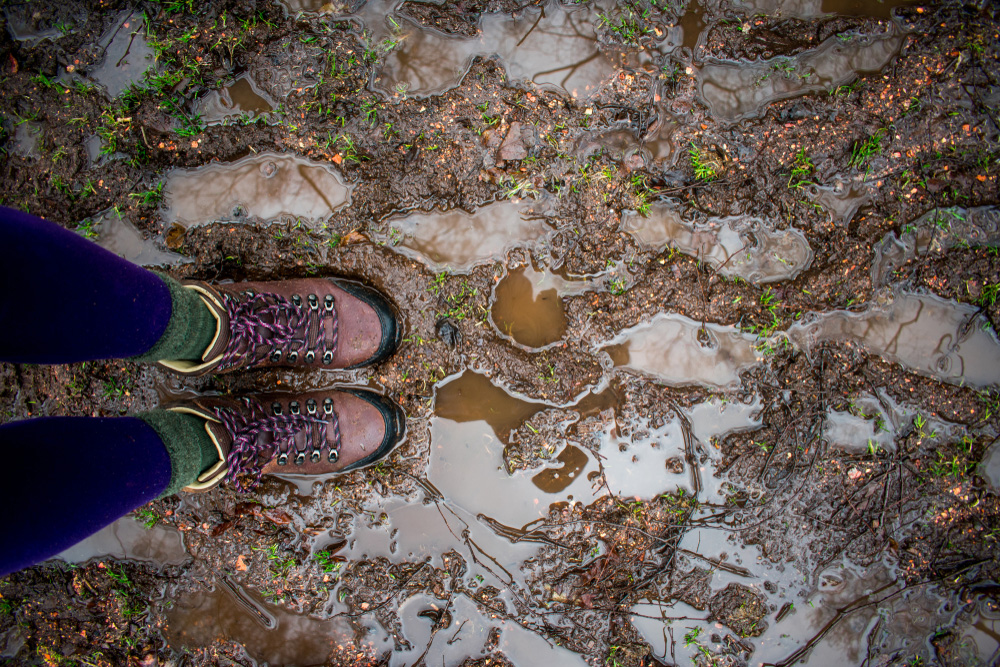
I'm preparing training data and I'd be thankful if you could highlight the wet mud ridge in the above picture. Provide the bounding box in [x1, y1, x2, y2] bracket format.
[1, 0, 999, 665]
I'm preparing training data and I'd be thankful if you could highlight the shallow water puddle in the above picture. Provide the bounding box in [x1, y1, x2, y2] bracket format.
[603, 313, 760, 389]
[699, 30, 903, 122]
[623, 206, 812, 284]
[981, 443, 1000, 489]
[873, 206, 1000, 286]
[597, 417, 695, 498]
[287, 0, 616, 98]
[197, 75, 275, 125]
[164, 578, 366, 666]
[751, 562, 954, 666]
[162, 152, 351, 228]
[90, 12, 156, 98]
[390, 594, 587, 666]
[732, 0, 918, 19]
[809, 181, 872, 225]
[491, 263, 596, 348]
[87, 210, 188, 266]
[11, 122, 42, 159]
[789, 292, 1000, 387]
[381, 200, 555, 272]
[56, 517, 187, 567]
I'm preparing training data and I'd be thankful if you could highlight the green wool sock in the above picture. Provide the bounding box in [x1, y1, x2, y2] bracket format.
[137, 409, 221, 497]
[130, 273, 217, 363]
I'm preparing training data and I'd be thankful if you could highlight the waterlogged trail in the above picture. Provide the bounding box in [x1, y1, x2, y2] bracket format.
[1, 0, 998, 665]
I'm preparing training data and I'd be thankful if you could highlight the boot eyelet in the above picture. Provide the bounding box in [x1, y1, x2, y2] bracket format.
[323, 350, 334, 364]
[310, 449, 322, 463]
[289, 401, 300, 415]
[328, 449, 339, 462]
[308, 294, 319, 310]
[324, 295, 335, 311]
[305, 350, 316, 364]
[294, 451, 306, 466]
[306, 399, 317, 415]
[323, 398, 334, 414]
[271, 402, 282, 416]
[277, 452, 288, 466]
[270, 349, 282, 363]
[288, 350, 298, 362]
[244, 290, 255, 297]
[292, 294, 302, 307]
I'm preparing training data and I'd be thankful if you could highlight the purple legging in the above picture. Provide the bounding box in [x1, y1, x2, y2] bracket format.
[0, 207, 174, 576]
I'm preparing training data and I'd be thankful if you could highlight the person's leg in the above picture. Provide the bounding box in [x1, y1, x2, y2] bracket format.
[0, 410, 219, 577]
[0, 206, 214, 364]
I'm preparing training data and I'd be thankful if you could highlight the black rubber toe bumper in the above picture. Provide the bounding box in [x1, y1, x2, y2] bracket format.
[341, 388, 406, 472]
[330, 278, 402, 368]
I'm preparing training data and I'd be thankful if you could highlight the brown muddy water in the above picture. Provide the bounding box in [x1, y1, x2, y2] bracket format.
[5, 0, 1000, 666]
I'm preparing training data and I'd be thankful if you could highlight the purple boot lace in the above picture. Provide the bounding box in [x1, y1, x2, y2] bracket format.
[212, 398, 343, 492]
[216, 290, 339, 371]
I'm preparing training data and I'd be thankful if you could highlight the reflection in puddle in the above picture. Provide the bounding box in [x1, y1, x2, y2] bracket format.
[90, 12, 155, 98]
[753, 563, 953, 666]
[86, 210, 188, 266]
[597, 417, 693, 498]
[491, 264, 578, 348]
[198, 75, 275, 125]
[162, 152, 351, 228]
[56, 517, 186, 566]
[603, 313, 760, 389]
[623, 206, 812, 284]
[12, 123, 42, 159]
[810, 182, 872, 225]
[873, 206, 1000, 287]
[287, 0, 616, 97]
[390, 594, 587, 667]
[164, 579, 362, 666]
[382, 1, 614, 98]
[981, 443, 1000, 489]
[733, 0, 918, 19]
[789, 292, 1000, 387]
[382, 200, 555, 272]
[699, 31, 903, 122]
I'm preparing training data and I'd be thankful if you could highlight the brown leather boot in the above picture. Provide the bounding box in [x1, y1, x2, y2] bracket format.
[171, 388, 405, 492]
[160, 278, 400, 376]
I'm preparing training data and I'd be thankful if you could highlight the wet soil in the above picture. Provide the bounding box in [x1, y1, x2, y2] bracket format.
[1, 0, 999, 665]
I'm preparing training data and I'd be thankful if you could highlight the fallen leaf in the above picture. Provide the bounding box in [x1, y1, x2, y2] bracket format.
[235, 554, 248, 571]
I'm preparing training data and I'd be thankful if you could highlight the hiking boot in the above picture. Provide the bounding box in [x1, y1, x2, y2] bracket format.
[171, 388, 406, 492]
[160, 278, 401, 376]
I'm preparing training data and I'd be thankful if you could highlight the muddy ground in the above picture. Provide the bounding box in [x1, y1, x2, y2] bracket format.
[1, 0, 999, 665]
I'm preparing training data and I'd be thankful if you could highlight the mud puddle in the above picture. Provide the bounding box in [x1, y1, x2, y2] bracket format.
[602, 313, 761, 388]
[86, 209, 188, 266]
[699, 29, 903, 122]
[490, 262, 597, 348]
[164, 577, 375, 666]
[197, 75, 275, 125]
[56, 517, 187, 567]
[376, 199, 555, 272]
[873, 206, 1000, 286]
[289, 0, 618, 98]
[89, 12, 155, 98]
[623, 205, 813, 283]
[162, 152, 351, 228]
[789, 292, 1000, 387]
[733, 0, 919, 19]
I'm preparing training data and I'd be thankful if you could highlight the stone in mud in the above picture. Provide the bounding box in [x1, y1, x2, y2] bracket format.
[499, 121, 528, 161]
[708, 583, 768, 637]
[435, 318, 461, 347]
